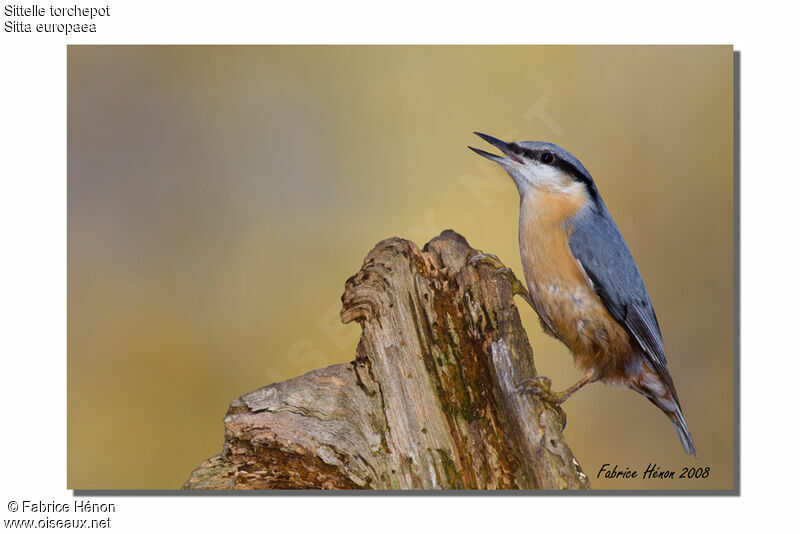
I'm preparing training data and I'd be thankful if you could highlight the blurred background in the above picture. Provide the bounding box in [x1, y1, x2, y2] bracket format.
[68, 46, 733, 490]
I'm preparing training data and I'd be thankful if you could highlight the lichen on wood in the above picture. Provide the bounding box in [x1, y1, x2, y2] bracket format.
[184, 230, 589, 490]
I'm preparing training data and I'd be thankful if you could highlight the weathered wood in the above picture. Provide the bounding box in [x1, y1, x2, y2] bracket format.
[184, 230, 590, 490]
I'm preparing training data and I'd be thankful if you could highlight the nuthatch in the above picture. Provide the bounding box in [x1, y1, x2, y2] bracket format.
[469, 132, 696, 456]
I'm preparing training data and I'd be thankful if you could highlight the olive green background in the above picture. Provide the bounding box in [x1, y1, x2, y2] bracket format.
[68, 46, 733, 490]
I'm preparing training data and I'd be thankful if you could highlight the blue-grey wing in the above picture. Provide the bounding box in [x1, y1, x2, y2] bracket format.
[567, 204, 678, 399]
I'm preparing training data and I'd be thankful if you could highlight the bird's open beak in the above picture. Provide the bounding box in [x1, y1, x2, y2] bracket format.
[468, 132, 524, 164]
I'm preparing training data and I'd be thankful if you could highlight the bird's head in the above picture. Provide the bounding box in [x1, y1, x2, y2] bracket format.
[469, 132, 597, 201]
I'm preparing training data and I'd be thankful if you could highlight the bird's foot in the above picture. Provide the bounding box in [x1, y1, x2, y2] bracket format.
[517, 376, 573, 405]
[516, 376, 568, 430]
[468, 253, 533, 304]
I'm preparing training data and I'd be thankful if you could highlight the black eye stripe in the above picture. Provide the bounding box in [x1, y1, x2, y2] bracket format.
[509, 142, 599, 203]
[508, 144, 540, 162]
[509, 144, 556, 164]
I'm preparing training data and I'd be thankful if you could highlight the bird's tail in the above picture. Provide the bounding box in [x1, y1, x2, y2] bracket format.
[670, 406, 697, 457]
[631, 364, 697, 457]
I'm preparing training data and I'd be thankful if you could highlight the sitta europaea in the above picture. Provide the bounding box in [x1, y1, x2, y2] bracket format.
[469, 132, 696, 456]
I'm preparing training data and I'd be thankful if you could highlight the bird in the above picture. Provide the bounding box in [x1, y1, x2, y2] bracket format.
[468, 132, 696, 456]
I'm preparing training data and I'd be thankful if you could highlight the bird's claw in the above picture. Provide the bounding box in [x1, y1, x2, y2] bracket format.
[516, 375, 552, 396]
[468, 254, 532, 302]
[468, 253, 504, 270]
[516, 375, 568, 430]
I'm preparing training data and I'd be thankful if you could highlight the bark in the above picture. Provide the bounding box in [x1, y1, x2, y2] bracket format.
[184, 230, 590, 490]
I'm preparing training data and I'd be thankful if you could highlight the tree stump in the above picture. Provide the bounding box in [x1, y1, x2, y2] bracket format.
[184, 230, 590, 490]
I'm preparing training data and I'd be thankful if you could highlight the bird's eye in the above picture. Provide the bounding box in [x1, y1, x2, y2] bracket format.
[539, 152, 554, 164]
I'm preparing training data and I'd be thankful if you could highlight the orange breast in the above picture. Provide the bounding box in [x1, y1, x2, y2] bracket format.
[519, 189, 635, 381]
